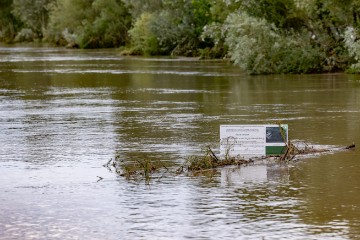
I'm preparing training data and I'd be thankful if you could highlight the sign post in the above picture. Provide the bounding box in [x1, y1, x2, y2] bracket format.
[220, 124, 288, 157]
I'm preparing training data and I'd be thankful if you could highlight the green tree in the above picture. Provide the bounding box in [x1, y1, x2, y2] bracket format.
[224, 12, 325, 74]
[123, 0, 163, 18]
[128, 12, 159, 55]
[128, 0, 214, 56]
[240, 0, 304, 29]
[0, 0, 18, 41]
[344, 26, 360, 73]
[46, 0, 132, 48]
[90, 0, 132, 47]
[202, 0, 356, 73]
[12, 0, 54, 39]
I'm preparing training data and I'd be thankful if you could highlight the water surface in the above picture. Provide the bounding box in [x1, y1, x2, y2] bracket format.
[0, 46, 360, 239]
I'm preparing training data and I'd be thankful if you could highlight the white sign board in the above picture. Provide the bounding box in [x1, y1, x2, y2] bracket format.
[220, 124, 288, 157]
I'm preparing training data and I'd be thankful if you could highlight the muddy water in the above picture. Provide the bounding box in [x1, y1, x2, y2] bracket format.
[0, 45, 359, 239]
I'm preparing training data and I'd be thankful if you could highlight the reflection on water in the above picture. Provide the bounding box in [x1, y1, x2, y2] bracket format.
[220, 164, 291, 186]
[0, 46, 360, 239]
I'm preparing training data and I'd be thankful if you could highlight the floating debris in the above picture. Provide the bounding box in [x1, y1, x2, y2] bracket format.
[104, 142, 355, 184]
[104, 154, 170, 185]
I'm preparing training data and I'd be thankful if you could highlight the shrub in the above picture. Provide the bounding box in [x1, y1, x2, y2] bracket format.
[46, 0, 132, 48]
[273, 30, 325, 74]
[200, 22, 227, 58]
[128, 12, 159, 55]
[62, 28, 77, 47]
[224, 13, 325, 74]
[344, 26, 360, 73]
[224, 13, 280, 74]
[14, 28, 34, 42]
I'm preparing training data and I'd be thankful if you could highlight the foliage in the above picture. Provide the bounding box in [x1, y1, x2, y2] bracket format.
[201, 0, 357, 73]
[0, 0, 20, 42]
[201, 22, 228, 58]
[126, 0, 214, 56]
[2, 0, 360, 73]
[128, 13, 158, 55]
[12, 0, 54, 38]
[274, 30, 327, 74]
[223, 10, 352, 74]
[144, 10, 181, 55]
[14, 28, 34, 42]
[123, 0, 163, 18]
[239, 0, 304, 29]
[46, 0, 132, 48]
[224, 13, 275, 74]
[344, 27, 360, 73]
[45, 0, 90, 46]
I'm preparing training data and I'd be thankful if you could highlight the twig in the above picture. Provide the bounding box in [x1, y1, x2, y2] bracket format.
[96, 176, 104, 182]
[207, 146, 220, 162]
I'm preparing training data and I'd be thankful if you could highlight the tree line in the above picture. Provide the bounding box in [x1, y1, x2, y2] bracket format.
[1, 0, 360, 74]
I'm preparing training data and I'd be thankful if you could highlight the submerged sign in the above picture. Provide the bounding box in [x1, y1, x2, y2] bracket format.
[220, 124, 288, 157]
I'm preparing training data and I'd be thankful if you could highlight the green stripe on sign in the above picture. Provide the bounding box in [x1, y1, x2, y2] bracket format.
[266, 146, 287, 155]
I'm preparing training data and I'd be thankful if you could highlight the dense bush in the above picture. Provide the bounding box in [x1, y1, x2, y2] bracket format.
[127, 0, 214, 56]
[224, 13, 278, 74]
[11, 0, 53, 39]
[344, 27, 360, 73]
[46, 0, 132, 48]
[14, 28, 34, 42]
[0, 0, 21, 42]
[222, 11, 354, 74]
[273, 32, 325, 74]
[2, 0, 360, 74]
[128, 13, 159, 55]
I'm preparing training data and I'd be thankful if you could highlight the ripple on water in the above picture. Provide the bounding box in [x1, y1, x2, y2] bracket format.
[1, 49, 359, 239]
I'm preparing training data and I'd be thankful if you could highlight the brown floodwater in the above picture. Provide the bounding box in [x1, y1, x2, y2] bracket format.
[0, 45, 359, 239]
